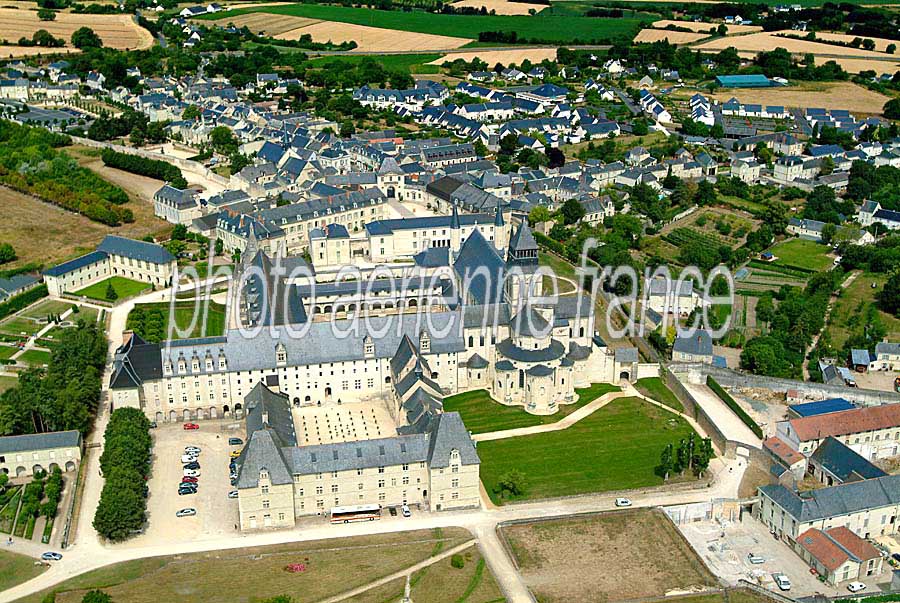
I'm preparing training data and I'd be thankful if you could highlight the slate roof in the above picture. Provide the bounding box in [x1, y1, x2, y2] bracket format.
[43, 250, 109, 277]
[0, 430, 81, 454]
[453, 229, 505, 305]
[673, 331, 713, 357]
[97, 235, 175, 265]
[810, 436, 887, 482]
[760, 474, 900, 523]
[615, 347, 638, 363]
[510, 307, 550, 338]
[497, 338, 565, 363]
[245, 382, 297, 447]
[365, 213, 493, 236]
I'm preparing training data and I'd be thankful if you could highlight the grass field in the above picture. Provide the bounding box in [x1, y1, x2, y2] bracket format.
[202, 4, 644, 44]
[17, 528, 474, 603]
[73, 277, 149, 301]
[127, 301, 227, 341]
[635, 377, 683, 412]
[478, 396, 699, 504]
[825, 272, 900, 351]
[309, 53, 442, 74]
[0, 317, 40, 338]
[0, 376, 17, 394]
[18, 349, 51, 367]
[0, 345, 17, 361]
[0, 550, 47, 593]
[20, 299, 75, 321]
[443, 383, 620, 434]
[501, 510, 717, 602]
[770, 238, 833, 272]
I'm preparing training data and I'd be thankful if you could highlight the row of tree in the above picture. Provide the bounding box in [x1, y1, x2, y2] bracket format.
[657, 433, 714, 480]
[93, 408, 152, 541]
[101, 148, 188, 189]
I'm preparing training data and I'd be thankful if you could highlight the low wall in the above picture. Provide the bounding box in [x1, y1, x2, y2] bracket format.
[673, 362, 900, 407]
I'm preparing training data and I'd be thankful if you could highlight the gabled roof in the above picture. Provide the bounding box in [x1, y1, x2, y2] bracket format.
[789, 404, 900, 442]
[810, 436, 887, 482]
[453, 229, 505, 305]
[0, 430, 81, 454]
[98, 235, 175, 265]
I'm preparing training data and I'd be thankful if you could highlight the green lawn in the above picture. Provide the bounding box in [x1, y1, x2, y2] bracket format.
[203, 4, 644, 43]
[18, 349, 51, 367]
[0, 345, 17, 361]
[0, 550, 47, 592]
[72, 277, 149, 302]
[443, 383, 620, 434]
[0, 317, 39, 338]
[635, 377, 683, 412]
[478, 396, 699, 504]
[20, 299, 74, 320]
[825, 272, 900, 351]
[769, 239, 832, 272]
[126, 301, 227, 342]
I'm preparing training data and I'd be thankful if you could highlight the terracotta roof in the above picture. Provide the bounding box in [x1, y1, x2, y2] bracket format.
[764, 437, 804, 466]
[797, 527, 880, 572]
[789, 404, 900, 442]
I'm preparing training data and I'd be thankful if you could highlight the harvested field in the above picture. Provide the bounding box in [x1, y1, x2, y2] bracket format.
[774, 29, 900, 53]
[502, 510, 718, 603]
[693, 31, 891, 58]
[710, 81, 891, 114]
[428, 47, 558, 65]
[0, 45, 78, 58]
[450, 0, 548, 14]
[208, 12, 320, 36]
[635, 28, 710, 43]
[652, 19, 762, 34]
[275, 21, 469, 52]
[0, 8, 153, 50]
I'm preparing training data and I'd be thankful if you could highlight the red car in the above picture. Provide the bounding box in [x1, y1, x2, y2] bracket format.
[181, 476, 198, 484]
[183, 423, 199, 430]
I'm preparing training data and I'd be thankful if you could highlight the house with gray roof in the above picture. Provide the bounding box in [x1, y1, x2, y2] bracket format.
[0, 430, 82, 477]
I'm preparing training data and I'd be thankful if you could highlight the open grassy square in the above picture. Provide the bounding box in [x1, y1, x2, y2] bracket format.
[478, 396, 699, 504]
[20, 299, 75, 320]
[0, 550, 47, 593]
[126, 301, 227, 342]
[18, 349, 51, 367]
[17, 528, 474, 603]
[635, 377, 683, 412]
[73, 277, 149, 301]
[770, 239, 832, 272]
[0, 317, 40, 338]
[443, 383, 619, 434]
[501, 509, 717, 603]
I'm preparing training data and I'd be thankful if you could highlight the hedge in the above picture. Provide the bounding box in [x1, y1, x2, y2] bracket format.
[706, 375, 763, 439]
[0, 284, 47, 322]
[101, 148, 188, 189]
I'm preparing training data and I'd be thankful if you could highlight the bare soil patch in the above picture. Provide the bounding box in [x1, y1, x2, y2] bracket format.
[502, 509, 718, 602]
[652, 19, 761, 34]
[450, 0, 547, 15]
[0, 8, 152, 50]
[427, 47, 558, 65]
[694, 31, 891, 58]
[275, 21, 469, 52]
[710, 81, 891, 114]
[209, 12, 319, 35]
[635, 28, 710, 44]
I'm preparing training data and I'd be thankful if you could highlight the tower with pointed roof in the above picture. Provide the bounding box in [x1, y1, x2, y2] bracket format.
[493, 198, 507, 252]
[449, 202, 461, 253]
[505, 220, 541, 307]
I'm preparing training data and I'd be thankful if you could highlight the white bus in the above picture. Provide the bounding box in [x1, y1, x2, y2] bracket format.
[330, 504, 382, 524]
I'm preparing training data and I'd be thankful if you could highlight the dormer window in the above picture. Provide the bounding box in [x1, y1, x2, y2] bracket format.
[218, 357, 227, 370]
[259, 469, 268, 480]
[164, 361, 173, 375]
[363, 335, 375, 358]
[178, 360, 187, 373]
[206, 359, 213, 371]
[276, 343, 287, 365]
[419, 330, 431, 353]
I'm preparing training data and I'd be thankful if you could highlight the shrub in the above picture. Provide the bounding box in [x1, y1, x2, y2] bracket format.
[451, 554, 465, 569]
[706, 376, 763, 438]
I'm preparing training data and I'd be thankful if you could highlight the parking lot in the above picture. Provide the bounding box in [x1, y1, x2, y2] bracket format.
[678, 515, 887, 598]
[123, 420, 244, 548]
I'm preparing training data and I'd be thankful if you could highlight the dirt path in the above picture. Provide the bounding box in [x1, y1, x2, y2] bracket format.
[802, 270, 859, 379]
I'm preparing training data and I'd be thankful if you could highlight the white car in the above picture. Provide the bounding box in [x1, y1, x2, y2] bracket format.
[183, 469, 201, 478]
[175, 508, 196, 518]
[184, 446, 201, 454]
[227, 490, 238, 499]
[772, 573, 791, 591]
[615, 498, 632, 508]
[180, 454, 198, 464]
[747, 553, 765, 564]
[401, 504, 411, 517]
[847, 582, 867, 593]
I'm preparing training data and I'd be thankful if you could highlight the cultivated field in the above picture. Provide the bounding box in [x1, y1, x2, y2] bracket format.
[800, 30, 900, 52]
[275, 21, 469, 52]
[693, 30, 892, 58]
[0, 8, 153, 50]
[635, 28, 710, 44]
[451, 0, 548, 14]
[710, 81, 892, 114]
[501, 510, 718, 602]
[0, 45, 78, 58]
[428, 47, 559, 65]
[210, 12, 319, 35]
[652, 19, 762, 34]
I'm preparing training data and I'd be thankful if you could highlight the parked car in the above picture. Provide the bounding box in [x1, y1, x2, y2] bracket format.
[183, 423, 199, 430]
[229, 450, 242, 459]
[847, 582, 867, 593]
[176, 508, 196, 517]
[747, 553, 765, 564]
[184, 469, 201, 478]
[178, 488, 197, 496]
[228, 438, 243, 446]
[227, 490, 239, 499]
[389, 507, 397, 516]
[184, 446, 201, 454]
[614, 498, 632, 508]
[40, 552, 63, 561]
[184, 464, 201, 472]
[401, 504, 411, 517]
[892, 553, 900, 563]
[181, 455, 198, 464]
[772, 574, 791, 591]
[181, 476, 198, 484]
[149, 421, 158, 429]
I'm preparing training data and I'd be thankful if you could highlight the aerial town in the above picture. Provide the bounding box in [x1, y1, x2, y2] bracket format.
[0, 0, 899, 601]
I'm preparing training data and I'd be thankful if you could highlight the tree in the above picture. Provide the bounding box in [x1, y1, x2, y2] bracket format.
[104, 281, 118, 302]
[71, 27, 102, 49]
[710, 123, 725, 139]
[716, 23, 727, 36]
[561, 198, 585, 225]
[528, 205, 551, 226]
[546, 147, 565, 169]
[819, 156, 834, 177]
[473, 139, 488, 158]
[880, 272, 900, 316]
[632, 119, 649, 136]
[888, 44, 896, 55]
[209, 126, 238, 154]
[692, 438, 714, 477]
[182, 105, 201, 120]
[657, 443, 674, 480]
[81, 590, 112, 603]
[885, 98, 900, 121]
[0, 243, 16, 264]
[755, 294, 775, 326]
[493, 470, 527, 499]
[696, 180, 717, 206]
[339, 120, 355, 138]
[37, 8, 56, 20]
[821, 222, 837, 245]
